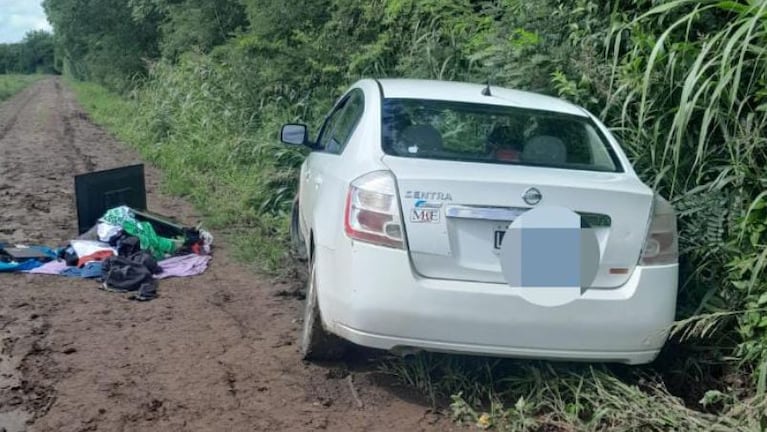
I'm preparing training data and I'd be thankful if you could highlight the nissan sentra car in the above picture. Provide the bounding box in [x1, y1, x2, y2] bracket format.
[280, 79, 678, 365]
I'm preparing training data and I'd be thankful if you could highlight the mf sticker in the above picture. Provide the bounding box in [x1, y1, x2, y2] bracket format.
[410, 200, 441, 223]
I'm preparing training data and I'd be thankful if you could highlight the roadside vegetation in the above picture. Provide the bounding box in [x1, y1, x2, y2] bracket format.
[0, 30, 56, 75]
[0, 29, 57, 101]
[0, 75, 43, 102]
[44, 0, 767, 429]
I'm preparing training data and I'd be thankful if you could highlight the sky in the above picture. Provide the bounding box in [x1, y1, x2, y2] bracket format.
[0, 0, 52, 43]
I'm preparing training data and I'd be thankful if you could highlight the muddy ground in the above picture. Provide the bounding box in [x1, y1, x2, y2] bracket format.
[0, 78, 458, 432]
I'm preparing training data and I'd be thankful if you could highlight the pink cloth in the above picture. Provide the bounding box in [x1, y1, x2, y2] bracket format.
[24, 260, 69, 275]
[155, 254, 211, 279]
[24, 255, 211, 278]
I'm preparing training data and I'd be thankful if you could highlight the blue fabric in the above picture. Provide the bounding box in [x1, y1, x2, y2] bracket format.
[0, 259, 44, 272]
[22, 245, 58, 260]
[33, 246, 58, 260]
[0, 244, 57, 273]
[60, 261, 103, 278]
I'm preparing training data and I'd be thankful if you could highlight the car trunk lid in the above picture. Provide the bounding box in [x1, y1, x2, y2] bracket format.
[383, 156, 653, 288]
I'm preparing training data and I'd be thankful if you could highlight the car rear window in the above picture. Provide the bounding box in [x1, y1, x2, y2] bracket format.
[381, 98, 622, 172]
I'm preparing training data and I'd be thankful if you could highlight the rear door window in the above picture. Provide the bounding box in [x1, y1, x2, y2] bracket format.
[316, 89, 365, 154]
[381, 98, 622, 172]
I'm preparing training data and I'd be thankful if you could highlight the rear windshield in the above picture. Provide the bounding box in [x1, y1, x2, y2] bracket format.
[381, 98, 622, 172]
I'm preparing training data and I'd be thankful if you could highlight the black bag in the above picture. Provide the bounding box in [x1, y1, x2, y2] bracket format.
[128, 250, 161, 275]
[101, 255, 157, 300]
[112, 235, 141, 257]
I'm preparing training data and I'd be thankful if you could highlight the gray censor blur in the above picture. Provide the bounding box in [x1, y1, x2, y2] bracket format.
[499, 206, 601, 306]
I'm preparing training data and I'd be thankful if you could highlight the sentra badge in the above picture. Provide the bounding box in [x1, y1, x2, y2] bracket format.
[405, 191, 453, 201]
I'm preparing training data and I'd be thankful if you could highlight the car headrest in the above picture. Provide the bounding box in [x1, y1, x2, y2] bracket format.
[399, 124, 444, 154]
[487, 125, 521, 147]
[522, 135, 567, 165]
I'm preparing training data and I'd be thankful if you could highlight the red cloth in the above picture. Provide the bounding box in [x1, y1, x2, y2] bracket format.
[496, 149, 520, 162]
[77, 250, 114, 268]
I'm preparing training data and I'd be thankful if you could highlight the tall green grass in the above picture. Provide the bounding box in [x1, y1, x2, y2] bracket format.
[381, 353, 767, 432]
[597, 0, 767, 385]
[0, 74, 42, 102]
[382, 353, 764, 431]
[68, 71, 297, 273]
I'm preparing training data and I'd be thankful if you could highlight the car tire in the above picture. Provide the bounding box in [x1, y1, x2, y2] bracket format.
[290, 200, 308, 261]
[300, 256, 347, 361]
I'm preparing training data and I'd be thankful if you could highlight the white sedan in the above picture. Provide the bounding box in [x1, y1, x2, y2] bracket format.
[281, 79, 678, 365]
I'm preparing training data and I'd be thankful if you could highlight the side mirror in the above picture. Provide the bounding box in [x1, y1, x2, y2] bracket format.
[280, 123, 310, 147]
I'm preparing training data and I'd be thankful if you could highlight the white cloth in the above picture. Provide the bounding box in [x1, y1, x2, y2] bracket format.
[200, 229, 214, 254]
[97, 223, 122, 243]
[69, 240, 116, 258]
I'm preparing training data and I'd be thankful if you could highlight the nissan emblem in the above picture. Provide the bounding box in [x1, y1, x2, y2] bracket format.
[522, 187, 542, 206]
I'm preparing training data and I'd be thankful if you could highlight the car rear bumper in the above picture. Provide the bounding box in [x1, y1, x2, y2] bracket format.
[317, 242, 678, 365]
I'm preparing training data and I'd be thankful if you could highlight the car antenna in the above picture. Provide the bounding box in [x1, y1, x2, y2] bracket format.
[481, 80, 492, 97]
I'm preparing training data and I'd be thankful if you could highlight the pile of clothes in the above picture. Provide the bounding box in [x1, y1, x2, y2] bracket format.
[0, 206, 213, 301]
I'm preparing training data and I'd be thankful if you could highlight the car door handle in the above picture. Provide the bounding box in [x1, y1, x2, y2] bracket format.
[313, 177, 323, 188]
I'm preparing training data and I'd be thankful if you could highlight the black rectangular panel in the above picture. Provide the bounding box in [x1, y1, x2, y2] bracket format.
[74, 164, 147, 234]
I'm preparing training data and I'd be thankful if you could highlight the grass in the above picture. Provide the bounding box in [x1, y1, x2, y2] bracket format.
[67, 80, 136, 138]
[67, 78, 293, 275]
[382, 353, 765, 431]
[0, 74, 43, 102]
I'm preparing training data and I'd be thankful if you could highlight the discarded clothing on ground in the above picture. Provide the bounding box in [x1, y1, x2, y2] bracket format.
[21, 253, 210, 280]
[5, 205, 214, 301]
[26, 259, 68, 275]
[0, 259, 45, 272]
[155, 254, 211, 279]
[77, 250, 114, 268]
[62, 261, 104, 278]
[100, 206, 178, 258]
[101, 252, 160, 301]
[97, 222, 121, 243]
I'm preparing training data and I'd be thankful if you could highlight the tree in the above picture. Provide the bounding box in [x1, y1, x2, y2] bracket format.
[0, 31, 56, 74]
[43, 0, 161, 89]
[19, 30, 56, 73]
[131, 0, 247, 60]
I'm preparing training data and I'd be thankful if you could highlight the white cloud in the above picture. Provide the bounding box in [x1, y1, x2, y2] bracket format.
[0, 1, 52, 44]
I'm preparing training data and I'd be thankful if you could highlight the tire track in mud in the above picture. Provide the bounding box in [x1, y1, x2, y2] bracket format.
[0, 79, 102, 432]
[0, 85, 39, 142]
[52, 80, 96, 173]
[0, 306, 58, 431]
[0, 80, 62, 432]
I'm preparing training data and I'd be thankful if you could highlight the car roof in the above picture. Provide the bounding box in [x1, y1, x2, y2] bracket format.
[374, 78, 587, 117]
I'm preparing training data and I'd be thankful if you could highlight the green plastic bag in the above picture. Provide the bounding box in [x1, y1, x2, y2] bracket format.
[122, 219, 177, 259]
[101, 206, 135, 227]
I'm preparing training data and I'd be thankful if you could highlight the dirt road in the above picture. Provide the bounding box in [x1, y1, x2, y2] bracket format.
[0, 78, 455, 432]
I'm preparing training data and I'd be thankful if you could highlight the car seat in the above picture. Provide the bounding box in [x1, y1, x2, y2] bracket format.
[522, 135, 567, 165]
[399, 124, 444, 155]
[487, 125, 523, 162]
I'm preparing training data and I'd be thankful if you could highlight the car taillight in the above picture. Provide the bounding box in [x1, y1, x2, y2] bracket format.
[640, 194, 678, 265]
[344, 171, 406, 249]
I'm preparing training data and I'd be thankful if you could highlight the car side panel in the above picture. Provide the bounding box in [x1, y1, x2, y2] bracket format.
[309, 80, 391, 323]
